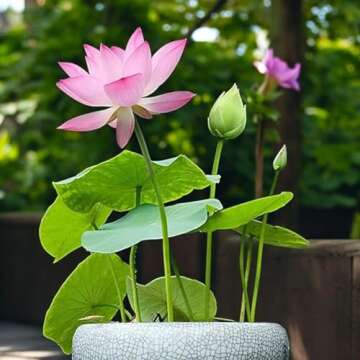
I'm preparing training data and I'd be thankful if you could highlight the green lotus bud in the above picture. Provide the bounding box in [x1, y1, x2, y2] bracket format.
[208, 84, 247, 140]
[273, 145, 287, 171]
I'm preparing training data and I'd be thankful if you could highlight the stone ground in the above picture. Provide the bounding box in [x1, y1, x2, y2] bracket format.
[0, 322, 68, 359]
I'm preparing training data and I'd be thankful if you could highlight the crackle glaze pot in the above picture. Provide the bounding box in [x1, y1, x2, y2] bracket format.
[72, 322, 290, 359]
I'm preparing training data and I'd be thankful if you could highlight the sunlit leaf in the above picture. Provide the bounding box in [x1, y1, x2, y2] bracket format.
[236, 220, 309, 249]
[43, 254, 129, 354]
[54, 150, 218, 213]
[82, 199, 222, 253]
[39, 196, 111, 262]
[200, 192, 293, 232]
[127, 276, 217, 322]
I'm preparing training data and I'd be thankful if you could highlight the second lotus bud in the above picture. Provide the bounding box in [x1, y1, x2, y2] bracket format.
[208, 84, 247, 140]
[273, 145, 287, 171]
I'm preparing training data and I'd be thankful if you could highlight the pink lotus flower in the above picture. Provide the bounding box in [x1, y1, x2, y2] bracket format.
[57, 27, 195, 148]
[254, 49, 301, 91]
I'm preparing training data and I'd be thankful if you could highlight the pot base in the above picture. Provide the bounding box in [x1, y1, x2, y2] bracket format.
[72, 322, 289, 359]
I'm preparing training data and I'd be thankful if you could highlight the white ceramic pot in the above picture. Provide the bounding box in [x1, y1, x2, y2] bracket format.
[72, 322, 289, 359]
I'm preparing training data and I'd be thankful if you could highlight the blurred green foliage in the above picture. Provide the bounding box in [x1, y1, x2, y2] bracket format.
[0, 0, 359, 217]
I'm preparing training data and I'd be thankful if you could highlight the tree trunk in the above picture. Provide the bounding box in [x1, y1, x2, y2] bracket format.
[25, 0, 37, 8]
[270, 0, 304, 230]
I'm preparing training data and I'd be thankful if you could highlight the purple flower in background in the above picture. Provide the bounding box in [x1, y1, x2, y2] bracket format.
[254, 49, 301, 91]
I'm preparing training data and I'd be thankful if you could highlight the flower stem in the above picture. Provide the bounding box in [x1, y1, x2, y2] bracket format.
[107, 256, 126, 322]
[254, 117, 264, 198]
[254, 76, 272, 199]
[129, 246, 141, 321]
[170, 254, 194, 321]
[250, 170, 279, 322]
[134, 120, 174, 322]
[129, 186, 142, 322]
[243, 237, 254, 320]
[269, 170, 280, 197]
[239, 227, 251, 322]
[205, 139, 224, 319]
[239, 236, 246, 322]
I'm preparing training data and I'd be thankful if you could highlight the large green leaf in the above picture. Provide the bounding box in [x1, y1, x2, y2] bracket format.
[82, 199, 222, 253]
[39, 197, 111, 262]
[43, 254, 129, 354]
[200, 192, 294, 232]
[127, 276, 217, 322]
[236, 220, 309, 249]
[53, 150, 218, 213]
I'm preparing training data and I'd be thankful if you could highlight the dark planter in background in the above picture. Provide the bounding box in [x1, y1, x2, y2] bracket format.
[0, 213, 87, 324]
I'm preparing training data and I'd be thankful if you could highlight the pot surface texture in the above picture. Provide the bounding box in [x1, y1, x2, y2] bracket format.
[72, 322, 289, 360]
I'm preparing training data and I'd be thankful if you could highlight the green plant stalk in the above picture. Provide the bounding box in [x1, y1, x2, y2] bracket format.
[250, 170, 280, 322]
[129, 246, 140, 321]
[254, 116, 264, 198]
[239, 228, 251, 322]
[254, 76, 273, 199]
[205, 139, 224, 319]
[239, 235, 246, 321]
[129, 186, 142, 322]
[107, 256, 126, 322]
[240, 237, 253, 321]
[134, 120, 174, 322]
[170, 254, 194, 321]
[242, 237, 254, 321]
